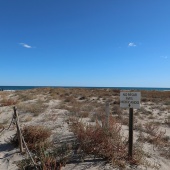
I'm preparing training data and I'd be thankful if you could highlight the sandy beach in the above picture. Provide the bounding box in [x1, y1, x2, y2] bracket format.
[0, 88, 170, 170]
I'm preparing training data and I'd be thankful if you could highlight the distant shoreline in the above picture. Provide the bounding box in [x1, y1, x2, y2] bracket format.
[0, 86, 170, 91]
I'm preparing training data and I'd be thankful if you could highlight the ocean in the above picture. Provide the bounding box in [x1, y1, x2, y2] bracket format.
[0, 86, 170, 91]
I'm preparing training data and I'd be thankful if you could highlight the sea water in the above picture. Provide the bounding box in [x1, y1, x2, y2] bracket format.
[0, 86, 170, 91]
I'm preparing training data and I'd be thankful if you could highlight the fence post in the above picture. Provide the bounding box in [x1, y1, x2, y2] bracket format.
[13, 106, 24, 153]
[128, 107, 133, 159]
[105, 101, 110, 127]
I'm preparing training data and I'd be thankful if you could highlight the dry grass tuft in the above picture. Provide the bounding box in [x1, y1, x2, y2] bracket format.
[22, 116, 32, 122]
[70, 116, 143, 168]
[10, 125, 51, 151]
[0, 123, 4, 130]
[17, 100, 46, 116]
[165, 115, 170, 126]
[22, 125, 51, 151]
[0, 98, 17, 107]
[18, 145, 68, 170]
[137, 121, 170, 155]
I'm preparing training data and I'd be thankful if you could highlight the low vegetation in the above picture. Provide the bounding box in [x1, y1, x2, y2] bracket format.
[9, 125, 51, 150]
[70, 116, 144, 168]
[1, 88, 170, 169]
[17, 100, 46, 116]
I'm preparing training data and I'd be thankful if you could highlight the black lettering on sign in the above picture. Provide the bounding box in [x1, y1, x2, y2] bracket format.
[121, 100, 128, 103]
[128, 93, 137, 97]
[130, 101, 139, 104]
[126, 97, 133, 100]
[131, 93, 137, 96]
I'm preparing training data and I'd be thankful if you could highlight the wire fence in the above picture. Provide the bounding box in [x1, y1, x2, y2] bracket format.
[0, 113, 15, 134]
[0, 106, 38, 169]
[0, 103, 112, 169]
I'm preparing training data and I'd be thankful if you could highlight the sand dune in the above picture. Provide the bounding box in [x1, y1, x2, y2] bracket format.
[0, 88, 170, 169]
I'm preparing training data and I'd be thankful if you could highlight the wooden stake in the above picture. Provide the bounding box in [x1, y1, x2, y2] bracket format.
[13, 106, 24, 153]
[105, 102, 110, 127]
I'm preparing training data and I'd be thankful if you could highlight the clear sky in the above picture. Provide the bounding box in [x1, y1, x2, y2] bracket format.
[0, 0, 170, 87]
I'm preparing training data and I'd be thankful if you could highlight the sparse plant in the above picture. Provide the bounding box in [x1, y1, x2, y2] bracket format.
[0, 123, 4, 130]
[148, 114, 154, 119]
[63, 96, 76, 103]
[139, 107, 146, 114]
[112, 104, 122, 115]
[144, 122, 159, 136]
[164, 100, 170, 105]
[45, 113, 58, 122]
[1, 119, 9, 125]
[79, 111, 89, 118]
[121, 117, 129, 125]
[9, 125, 51, 151]
[23, 116, 32, 122]
[17, 137, 72, 170]
[17, 100, 46, 116]
[0, 98, 17, 107]
[134, 123, 144, 131]
[17, 146, 68, 170]
[167, 106, 170, 111]
[164, 115, 170, 126]
[159, 144, 170, 159]
[70, 116, 143, 168]
[142, 122, 168, 149]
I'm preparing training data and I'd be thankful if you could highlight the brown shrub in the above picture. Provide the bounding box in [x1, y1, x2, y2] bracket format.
[79, 111, 89, 118]
[10, 125, 51, 151]
[141, 91, 170, 103]
[15, 90, 36, 102]
[17, 100, 46, 116]
[22, 125, 51, 150]
[70, 116, 143, 167]
[0, 98, 17, 106]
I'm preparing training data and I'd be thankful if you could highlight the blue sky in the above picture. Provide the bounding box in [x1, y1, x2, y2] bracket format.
[0, 0, 170, 87]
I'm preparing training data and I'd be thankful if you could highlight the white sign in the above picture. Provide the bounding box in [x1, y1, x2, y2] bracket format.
[120, 92, 141, 109]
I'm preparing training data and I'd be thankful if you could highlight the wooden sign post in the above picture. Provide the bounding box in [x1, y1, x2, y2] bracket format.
[128, 107, 133, 158]
[120, 92, 141, 159]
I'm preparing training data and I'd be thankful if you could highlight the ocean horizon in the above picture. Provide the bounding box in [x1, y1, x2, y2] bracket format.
[0, 86, 170, 91]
